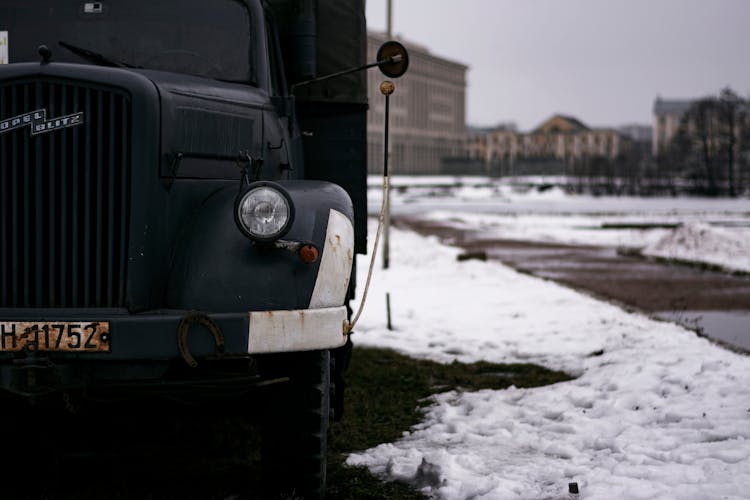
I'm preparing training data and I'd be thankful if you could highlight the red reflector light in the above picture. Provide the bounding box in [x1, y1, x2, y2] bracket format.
[299, 244, 319, 264]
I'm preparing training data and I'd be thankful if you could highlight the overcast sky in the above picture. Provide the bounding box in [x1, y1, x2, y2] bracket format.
[365, 0, 750, 131]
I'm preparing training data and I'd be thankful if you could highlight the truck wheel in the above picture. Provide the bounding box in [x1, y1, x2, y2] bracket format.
[260, 349, 330, 499]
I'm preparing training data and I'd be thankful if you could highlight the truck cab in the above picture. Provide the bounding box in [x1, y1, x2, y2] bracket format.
[0, 0, 371, 497]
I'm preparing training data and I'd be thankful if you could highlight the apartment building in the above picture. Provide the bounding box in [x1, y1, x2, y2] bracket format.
[367, 31, 468, 174]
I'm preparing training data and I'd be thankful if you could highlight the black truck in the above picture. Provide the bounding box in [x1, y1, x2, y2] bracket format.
[0, 0, 404, 497]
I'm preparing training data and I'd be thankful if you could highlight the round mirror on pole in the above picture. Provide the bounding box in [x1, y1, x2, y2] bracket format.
[376, 41, 409, 78]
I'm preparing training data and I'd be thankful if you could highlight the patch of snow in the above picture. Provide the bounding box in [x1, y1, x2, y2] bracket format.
[347, 222, 750, 500]
[421, 211, 672, 249]
[642, 222, 750, 273]
[368, 175, 750, 274]
[370, 176, 750, 216]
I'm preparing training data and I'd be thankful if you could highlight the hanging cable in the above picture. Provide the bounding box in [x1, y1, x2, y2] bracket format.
[345, 80, 395, 334]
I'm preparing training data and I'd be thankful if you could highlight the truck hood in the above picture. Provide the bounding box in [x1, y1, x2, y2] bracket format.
[140, 68, 270, 181]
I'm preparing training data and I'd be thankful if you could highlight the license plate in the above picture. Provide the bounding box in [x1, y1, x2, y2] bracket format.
[0, 321, 111, 353]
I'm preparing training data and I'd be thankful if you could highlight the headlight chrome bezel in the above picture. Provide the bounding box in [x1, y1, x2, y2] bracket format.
[234, 181, 295, 243]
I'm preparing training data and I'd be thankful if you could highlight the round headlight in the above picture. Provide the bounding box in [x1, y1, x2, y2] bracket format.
[235, 183, 294, 242]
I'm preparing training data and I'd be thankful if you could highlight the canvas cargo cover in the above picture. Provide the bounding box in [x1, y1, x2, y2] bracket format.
[269, 0, 367, 104]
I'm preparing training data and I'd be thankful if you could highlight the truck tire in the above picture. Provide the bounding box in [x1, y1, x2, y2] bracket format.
[260, 349, 330, 499]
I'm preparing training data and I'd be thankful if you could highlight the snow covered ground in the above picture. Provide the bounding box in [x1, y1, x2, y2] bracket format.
[347, 182, 750, 499]
[368, 176, 750, 273]
[641, 223, 750, 274]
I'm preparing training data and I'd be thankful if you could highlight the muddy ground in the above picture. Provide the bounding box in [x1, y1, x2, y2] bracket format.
[397, 217, 750, 314]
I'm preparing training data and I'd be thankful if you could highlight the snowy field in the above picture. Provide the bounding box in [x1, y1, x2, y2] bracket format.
[348, 180, 750, 499]
[368, 176, 750, 273]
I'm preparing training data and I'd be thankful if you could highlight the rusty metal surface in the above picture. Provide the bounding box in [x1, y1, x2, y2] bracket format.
[177, 311, 225, 368]
[0, 321, 110, 352]
[248, 306, 348, 353]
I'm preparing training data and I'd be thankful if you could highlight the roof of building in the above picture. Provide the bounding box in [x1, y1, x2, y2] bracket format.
[653, 98, 694, 115]
[618, 124, 653, 143]
[533, 114, 590, 134]
[467, 122, 518, 133]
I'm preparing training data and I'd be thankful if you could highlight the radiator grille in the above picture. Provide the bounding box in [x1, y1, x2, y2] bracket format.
[0, 79, 132, 308]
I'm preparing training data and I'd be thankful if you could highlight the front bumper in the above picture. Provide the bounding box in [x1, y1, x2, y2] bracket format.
[0, 306, 349, 361]
[0, 306, 348, 398]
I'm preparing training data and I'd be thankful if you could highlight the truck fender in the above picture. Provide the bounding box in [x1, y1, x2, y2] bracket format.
[165, 180, 354, 313]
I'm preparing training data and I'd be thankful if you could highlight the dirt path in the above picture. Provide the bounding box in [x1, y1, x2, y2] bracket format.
[398, 217, 750, 315]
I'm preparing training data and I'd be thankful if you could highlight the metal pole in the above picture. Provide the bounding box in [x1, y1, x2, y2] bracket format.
[387, 0, 393, 38]
[386, 292, 393, 330]
[383, 0, 393, 270]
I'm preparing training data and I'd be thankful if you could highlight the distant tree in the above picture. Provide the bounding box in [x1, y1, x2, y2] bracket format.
[717, 87, 745, 196]
[669, 87, 750, 196]
[740, 98, 750, 194]
[669, 96, 719, 194]
[693, 98, 720, 194]
[666, 125, 693, 194]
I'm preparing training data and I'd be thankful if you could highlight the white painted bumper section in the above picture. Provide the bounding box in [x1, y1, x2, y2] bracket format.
[247, 306, 348, 353]
[247, 208, 354, 353]
[309, 209, 354, 308]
